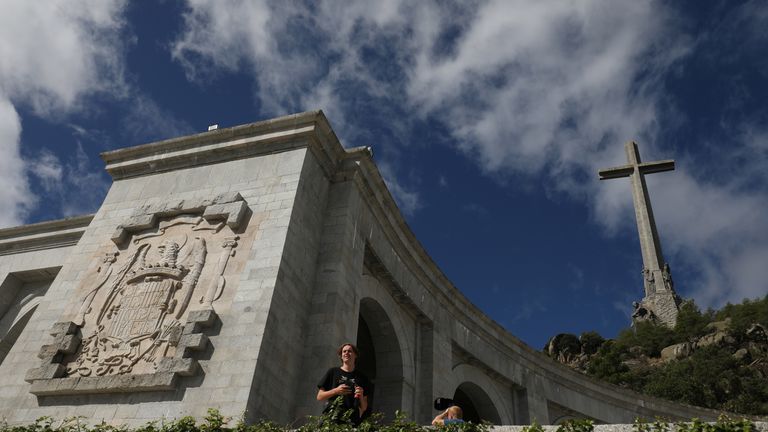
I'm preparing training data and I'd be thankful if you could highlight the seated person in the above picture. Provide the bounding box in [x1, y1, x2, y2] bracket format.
[432, 405, 464, 426]
[316, 343, 370, 425]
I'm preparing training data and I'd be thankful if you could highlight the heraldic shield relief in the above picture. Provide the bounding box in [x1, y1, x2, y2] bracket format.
[72, 233, 213, 377]
[26, 194, 251, 395]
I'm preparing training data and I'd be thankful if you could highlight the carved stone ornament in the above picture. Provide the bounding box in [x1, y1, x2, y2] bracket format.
[27, 194, 250, 396]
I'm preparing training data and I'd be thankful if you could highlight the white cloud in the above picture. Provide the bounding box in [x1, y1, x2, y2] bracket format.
[29, 150, 64, 193]
[407, 0, 684, 180]
[378, 162, 421, 217]
[736, 0, 768, 43]
[171, 0, 673, 190]
[60, 144, 111, 217]
[122, 94, 195, 143]
[173, 0, 416, 124]
[0, 0, 127, 115]
[506, 299, 548, 324]
[25, 145, 109, 218]
[648, 162, 768, 306]
[172, 0, 318, 115]
[27, 144, 110, 217]
[0, 0, 127, 228]
[171, 0, 768, 309]
[0, 98, 35, 226]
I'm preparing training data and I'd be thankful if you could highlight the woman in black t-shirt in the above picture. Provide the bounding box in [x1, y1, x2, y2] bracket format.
[316, 343, 370, 424]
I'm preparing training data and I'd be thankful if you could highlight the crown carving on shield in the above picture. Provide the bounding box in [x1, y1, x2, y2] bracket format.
[126, 239, 189, 284]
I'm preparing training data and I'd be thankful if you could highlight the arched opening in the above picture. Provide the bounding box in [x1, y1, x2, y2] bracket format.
[357, 298, 403, 420]
[453, 382, 502, 425]
[547, 400, 593, 425]
[356, 315, 377, 408]
[0, 305, 37, 366]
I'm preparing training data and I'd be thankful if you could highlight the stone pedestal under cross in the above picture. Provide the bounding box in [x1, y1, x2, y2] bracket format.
[599, 141, 681, 326]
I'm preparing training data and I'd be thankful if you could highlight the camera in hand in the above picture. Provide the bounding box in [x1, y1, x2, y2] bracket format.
[342, 377, 358, 398]
[434, 397, 454, 411]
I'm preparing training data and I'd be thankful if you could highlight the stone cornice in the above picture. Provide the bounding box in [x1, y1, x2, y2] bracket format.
[101, 110, 345, 180]
[0, 215, 93, 256]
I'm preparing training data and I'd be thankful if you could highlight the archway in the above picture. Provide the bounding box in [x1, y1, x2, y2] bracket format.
[0, 272, 54, 367]
[452, 382, 502, 425]
[548, 400, 593, 425]
[357, 297, 404, 420]
[0, 304, 38, 366]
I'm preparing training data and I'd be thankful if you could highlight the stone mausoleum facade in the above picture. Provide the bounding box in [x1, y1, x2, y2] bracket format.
[0, 112, 724, 426]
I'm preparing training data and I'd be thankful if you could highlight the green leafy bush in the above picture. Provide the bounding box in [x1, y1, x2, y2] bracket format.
[614, 321, 676, 357]
[0, 410, 758, 432]
[0, 408, 493, 432]
[580, 332, 605, 356]
[586, 341, 631, 385]
[716, 296, 768, 337]
[673, 301, 713, 342]
[557, 419, 594, 432]
[633, 415, 755, 432]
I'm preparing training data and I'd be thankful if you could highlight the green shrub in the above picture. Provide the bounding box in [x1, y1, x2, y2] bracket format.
[580, 332, 606, 356]
[0, 408, 496, 432]
[557, 418, 594, 432]
[615, 321, 676, 357]
[674, 301, 712, 342]
[586, 341, 630, 384]
[0, 410, 758, 432]
[716, 296, 768, 337]
[522, 420, 545, 432]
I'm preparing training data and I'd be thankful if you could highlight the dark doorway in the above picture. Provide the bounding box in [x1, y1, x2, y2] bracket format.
[356, 315, 377, 409]
[453, 382, 502, 424]
[453, 387, 481, 424]
[356, 298, 403, 420]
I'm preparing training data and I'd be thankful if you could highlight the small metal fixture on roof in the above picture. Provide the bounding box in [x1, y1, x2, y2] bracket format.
[208, 124, 219, 131]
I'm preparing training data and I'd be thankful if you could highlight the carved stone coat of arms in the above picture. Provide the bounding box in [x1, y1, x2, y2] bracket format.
[26, 194, 251, 395]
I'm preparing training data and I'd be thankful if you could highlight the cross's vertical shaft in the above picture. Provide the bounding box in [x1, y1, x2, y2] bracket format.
[625, 142, 665, 289]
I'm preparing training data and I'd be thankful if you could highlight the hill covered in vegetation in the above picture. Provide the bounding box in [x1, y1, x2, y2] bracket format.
[544, 296, 768, 415]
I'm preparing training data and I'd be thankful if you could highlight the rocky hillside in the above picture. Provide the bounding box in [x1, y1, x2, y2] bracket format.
[544, 297, 768, 415]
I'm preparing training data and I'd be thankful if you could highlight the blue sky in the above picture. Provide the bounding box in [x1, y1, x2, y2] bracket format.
[1, 0, 767, 349]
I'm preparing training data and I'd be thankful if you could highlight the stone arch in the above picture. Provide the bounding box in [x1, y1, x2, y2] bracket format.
[357, 296, 404, 420]
[550, 412, 580, 425]
[453, 382, 502, 425]
[547, 401, 592, 425]
[0, 270, 56, 367]
[0, 297, 41, 366]
[449, 364, 510, 424]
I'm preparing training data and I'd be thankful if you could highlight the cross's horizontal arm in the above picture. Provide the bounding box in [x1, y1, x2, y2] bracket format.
[638, 160, 675, 174]
[598, 165, 633, 180]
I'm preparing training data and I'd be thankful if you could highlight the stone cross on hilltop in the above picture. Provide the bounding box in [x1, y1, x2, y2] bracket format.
[599, 141, 682, 327]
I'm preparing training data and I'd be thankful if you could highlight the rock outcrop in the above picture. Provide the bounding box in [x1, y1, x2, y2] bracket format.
[546, 321, 768, 373]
